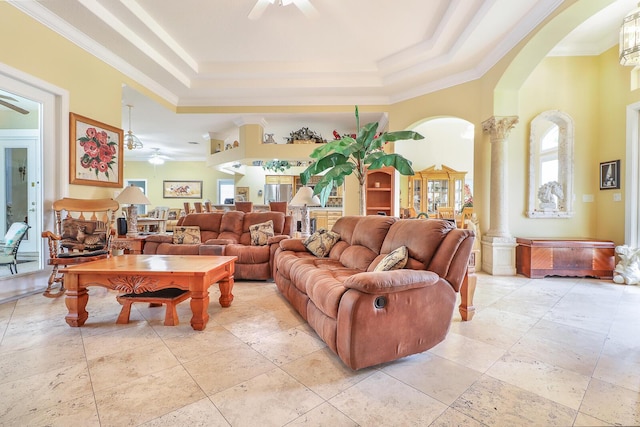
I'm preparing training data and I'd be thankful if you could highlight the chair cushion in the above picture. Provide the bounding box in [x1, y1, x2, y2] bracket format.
[173, 226, 201, 244]
[373, 246, 409, 271]
[3, 222, 29, 247]
[57, 249, 108, 258]
[304, 229, 340, 257]
[250, 220, 274, 246]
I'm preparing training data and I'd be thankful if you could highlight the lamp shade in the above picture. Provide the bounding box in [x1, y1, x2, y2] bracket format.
[115, 185, 151, 205]
[290, 186, 321, 206]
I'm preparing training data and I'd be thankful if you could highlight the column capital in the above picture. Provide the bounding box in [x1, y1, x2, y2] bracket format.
[482, 116, 519, 140]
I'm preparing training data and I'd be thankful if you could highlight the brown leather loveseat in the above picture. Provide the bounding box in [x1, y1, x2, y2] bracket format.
[143, 211, 292, 280]
[273, 215, 474, 370]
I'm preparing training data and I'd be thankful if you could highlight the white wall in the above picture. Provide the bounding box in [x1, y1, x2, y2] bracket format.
[397, 117, 474, 185]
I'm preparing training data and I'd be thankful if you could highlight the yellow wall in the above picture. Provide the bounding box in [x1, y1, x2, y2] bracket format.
[2, 1, 639, 244]
[123, 161, 230, 208]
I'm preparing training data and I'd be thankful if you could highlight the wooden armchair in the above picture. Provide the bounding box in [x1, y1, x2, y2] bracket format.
[41, 198, 119, 297]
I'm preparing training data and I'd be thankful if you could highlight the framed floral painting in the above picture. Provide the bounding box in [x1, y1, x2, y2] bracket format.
[69, 113, 124, 187]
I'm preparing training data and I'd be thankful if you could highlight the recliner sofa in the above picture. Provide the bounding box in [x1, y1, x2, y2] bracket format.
[143, 211, 292, 280]
[273, 215, 474, 370]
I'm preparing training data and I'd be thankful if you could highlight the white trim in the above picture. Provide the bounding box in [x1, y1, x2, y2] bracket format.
[625, 101, 640, 247]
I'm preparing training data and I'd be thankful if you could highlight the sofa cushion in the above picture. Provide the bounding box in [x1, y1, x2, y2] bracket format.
[173, 226, 201, 244]
[250, 220, 274, 246]
[339, 216, 397, 271]
[373, 246, 408, 271]
[218, 211, 245, 242]
[304, 229, 340, 257]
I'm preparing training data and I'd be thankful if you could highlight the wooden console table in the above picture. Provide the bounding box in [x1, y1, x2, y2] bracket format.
[112, 235, 147, 254]
[516, 238, 615, 279]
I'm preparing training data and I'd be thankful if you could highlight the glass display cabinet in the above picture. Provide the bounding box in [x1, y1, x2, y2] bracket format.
[409, 165, 466, 215]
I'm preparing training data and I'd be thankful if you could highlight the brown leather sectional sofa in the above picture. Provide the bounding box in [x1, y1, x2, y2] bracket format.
[273, 215, 474, 370]
[143, 211, 292, 280]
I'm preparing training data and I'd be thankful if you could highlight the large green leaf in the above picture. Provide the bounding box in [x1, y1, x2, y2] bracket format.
[300, 152, 348, 184]
[368, 154, 415, 175]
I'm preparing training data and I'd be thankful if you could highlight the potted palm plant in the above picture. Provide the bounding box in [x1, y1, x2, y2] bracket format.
[300, 106, 424, 215]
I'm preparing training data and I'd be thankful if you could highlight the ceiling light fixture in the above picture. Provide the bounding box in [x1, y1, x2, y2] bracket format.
[124, 104, 143, 150]
[620, 3, 640, 65]
[148, 148, 165, 165]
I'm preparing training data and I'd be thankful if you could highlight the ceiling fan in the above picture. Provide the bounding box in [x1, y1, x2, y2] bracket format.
[248, 0, 317, 20]
[148, 148, 170, 165]
[0, 94, 29, 115]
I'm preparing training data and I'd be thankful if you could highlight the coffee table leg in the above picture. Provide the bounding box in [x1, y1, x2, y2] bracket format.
[64, 273, 89, 327]
[218, 275, 234, 307]
[190, 278, 210, 331]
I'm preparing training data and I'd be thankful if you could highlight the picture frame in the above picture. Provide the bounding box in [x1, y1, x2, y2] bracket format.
[69, 112, 124, 187]
[163, 180, 203, 198]
[236, 186, 249, 202]
[600, 160, 620, 190]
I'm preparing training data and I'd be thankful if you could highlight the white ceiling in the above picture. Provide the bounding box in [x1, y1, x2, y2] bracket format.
[4, 0, 636, 161]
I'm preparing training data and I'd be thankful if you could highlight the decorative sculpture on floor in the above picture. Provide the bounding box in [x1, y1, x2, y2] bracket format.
[613, 245, 640, 285]
[537, 181, 564, 210]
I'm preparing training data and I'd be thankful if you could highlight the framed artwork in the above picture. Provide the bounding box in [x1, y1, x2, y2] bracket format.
[599, 160, 620, 190]
[163, 180, 203, 198]
[236, 186, 249, 202]
[69, 112, 124, 187]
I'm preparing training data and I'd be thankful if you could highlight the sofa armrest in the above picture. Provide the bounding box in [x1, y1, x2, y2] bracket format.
[199, 244, 225, 256]
[144, 234, 173, 244]
[204, 238, 235, 245]
[268, 235, 289, 245]
[279, 238, 306, 252]
[343, 270, 440, 294]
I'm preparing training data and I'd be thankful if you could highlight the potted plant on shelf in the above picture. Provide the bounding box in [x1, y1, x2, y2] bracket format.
[300, 106, 424, 216]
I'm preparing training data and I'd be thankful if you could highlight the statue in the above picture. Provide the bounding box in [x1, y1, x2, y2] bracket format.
[613, 245, 640, 285]
[537, 181, 564, 210]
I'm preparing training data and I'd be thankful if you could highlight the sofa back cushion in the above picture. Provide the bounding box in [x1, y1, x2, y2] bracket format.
[239, 212, 286, 245]
[338, 216, 397, 271]
[377, 219, 454, 271]
[218, 211, 245, 242]
[181, 212, 224, 243]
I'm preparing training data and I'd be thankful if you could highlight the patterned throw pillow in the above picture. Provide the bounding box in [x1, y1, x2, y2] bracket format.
[250, 220, 274, 246]
[303, 229, 340, 257]
[173, 226, 201, 244]
[374, 246, 409, 272]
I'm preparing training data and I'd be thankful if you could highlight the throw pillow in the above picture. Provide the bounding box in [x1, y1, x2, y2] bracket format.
[374, 246, 409, 272]
[250, 220, 274, 246]
[303, 229, 340, 257]
[173, 226, 201, 244]
[62, 219, 97, 240]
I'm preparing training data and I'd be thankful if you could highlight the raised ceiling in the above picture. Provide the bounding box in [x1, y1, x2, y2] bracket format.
[5, 0, 635, 161]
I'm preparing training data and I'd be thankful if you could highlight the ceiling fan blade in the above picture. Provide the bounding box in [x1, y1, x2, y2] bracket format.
[248, 0, 271, 20]
[293, 0, 317, 18]
[0, 99, 29, 115]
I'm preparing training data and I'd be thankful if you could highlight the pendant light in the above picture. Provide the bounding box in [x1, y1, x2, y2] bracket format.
[124, 104, 143, 150]
[620, 3, 640, 66]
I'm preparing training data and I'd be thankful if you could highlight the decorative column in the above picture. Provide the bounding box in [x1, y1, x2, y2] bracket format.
[481, 116, 518, 275]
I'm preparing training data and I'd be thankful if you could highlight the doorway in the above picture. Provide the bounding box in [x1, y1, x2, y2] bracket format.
[0, 91, 42, 277]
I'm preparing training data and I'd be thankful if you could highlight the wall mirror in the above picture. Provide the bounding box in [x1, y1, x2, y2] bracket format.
[527, 110, 574, 218]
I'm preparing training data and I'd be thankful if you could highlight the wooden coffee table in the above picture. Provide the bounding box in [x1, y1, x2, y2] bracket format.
[61, 255, 237, 331]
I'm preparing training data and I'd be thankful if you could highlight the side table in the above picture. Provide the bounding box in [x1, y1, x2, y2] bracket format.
[112, 235, 147, 254]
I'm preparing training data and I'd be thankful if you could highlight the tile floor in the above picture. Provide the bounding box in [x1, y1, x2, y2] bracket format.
[0, 271, 639, 426]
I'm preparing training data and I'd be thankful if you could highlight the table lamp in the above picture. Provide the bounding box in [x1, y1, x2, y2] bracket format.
[290, 186, 321, 238]
[115, 185, 151, 237]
